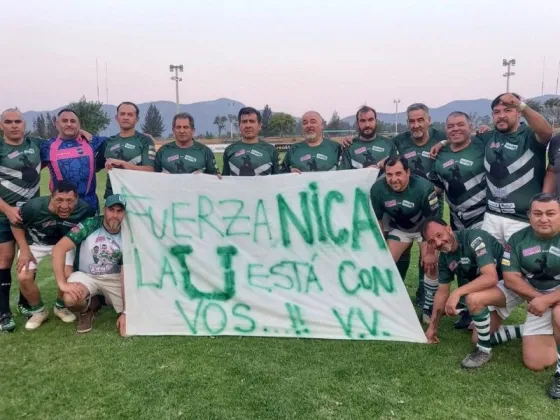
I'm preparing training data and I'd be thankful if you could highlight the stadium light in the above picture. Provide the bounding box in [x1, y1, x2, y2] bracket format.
[393, 99, 401, 135]
[169, 64, 184, 115]
[502, 58, 516, 92]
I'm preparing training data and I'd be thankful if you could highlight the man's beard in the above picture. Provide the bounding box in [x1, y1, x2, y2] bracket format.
[359, 127, 376, 139]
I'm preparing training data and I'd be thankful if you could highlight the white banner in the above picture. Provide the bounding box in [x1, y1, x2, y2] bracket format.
[109, 169, 426, 343]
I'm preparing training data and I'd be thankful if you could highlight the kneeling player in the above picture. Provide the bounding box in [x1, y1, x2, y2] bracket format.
[422, 218, 510, 368]
[370, 156, 440, 322]
[52, 195, 127, 336]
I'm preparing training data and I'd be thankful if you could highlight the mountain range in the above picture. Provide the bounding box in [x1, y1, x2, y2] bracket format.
[20, 95, 559, 136]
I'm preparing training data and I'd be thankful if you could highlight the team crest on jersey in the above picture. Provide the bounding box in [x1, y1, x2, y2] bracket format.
[96, 236, 106, 242]
[549, 246, 560, 257]
[404, 151, 416, 159]
[167, 154, 179, 162]
[24, 149, 35, 155]
[449, 260, 458, 271]
[316, 153, 328, 161]
[235, 149, 246, 157]
[476, 248, 487, 257]
[443, 159, 455, 168]
[522, 246, 541, 257]
[371, 145, 385, 152]
[8, 151, 20, 159]
[384, 199, 397, 207]
[250, 149, 263, 157]
[124, 143, 136, 149]
[300, 154, 311, 162]
[110, 144, 120, 151]
[184, 155, 197, 163]
[402, 200, 415, 209]
[489, 142, 501, 149]
[460, 257, 470, 265]
[504, 143, 518, 151]
[71, 226, 81, 233]
[354, 146, 367, 155]
[459, 158, 473, 166]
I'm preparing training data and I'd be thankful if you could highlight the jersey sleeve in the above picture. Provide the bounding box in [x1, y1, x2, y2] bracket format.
[91, 136, 107, 153]
[205, 148, 218, 175]
[66, 217, 101, 245]
[438, 256, 454, 284]
[369, 183, 384, 219]
[280, 147, 293, 173]
[501, 240, 521, 273]
[339, 147, 352, 170]
[140, 135, 156, 167]
[271, 147, 281, 175]
[11, 201, 32, 229]
[423, 185, 439, 217]
[548, 134, 560, 169]
[39, 139, 51, 163]
[526, 126, 548, 152]
[469, 235, 495, 269]
[154, 148, 163, 173]
[221, 148, 231, 176]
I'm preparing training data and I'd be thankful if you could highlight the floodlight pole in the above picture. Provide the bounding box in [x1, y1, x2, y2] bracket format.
[502, 58, 516, 92]
[169, 64, 183, 115]
[393, 99, 400, 135]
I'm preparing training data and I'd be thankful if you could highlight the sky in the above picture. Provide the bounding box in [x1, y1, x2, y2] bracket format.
[1, 0, 559, 117]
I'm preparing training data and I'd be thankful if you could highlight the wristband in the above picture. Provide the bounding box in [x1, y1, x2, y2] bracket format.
[518, 102, 527, 112]
[439, 140, 448, 146]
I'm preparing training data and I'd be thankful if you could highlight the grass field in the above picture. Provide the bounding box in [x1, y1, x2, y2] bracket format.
[1, 160, 558, 419]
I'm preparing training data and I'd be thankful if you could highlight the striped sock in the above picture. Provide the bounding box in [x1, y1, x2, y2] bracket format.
[55, 298, 65, 309]
[423, 276, 438, 312]
[472, 308, 492, 353]
[556, 345, 560, 376]
[490, 325, 524, 345]
[30, 301, 45, 314]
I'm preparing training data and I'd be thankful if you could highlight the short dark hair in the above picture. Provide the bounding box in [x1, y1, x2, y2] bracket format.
[420, 217, 448, 240]
[491, 93, 522, 110]
[51, 179, 78, 196]
[57, 108, 78, 118]
[356, 105, 377, 122]
[173, 112, 195, 129]
[385, 156, 410, 171]
[446, 111, 471, 123]
[529, 193, 560, 210]
[406, 103, 429, 116]
[117, 101, 140, 117]
[238, 107, 261, 123]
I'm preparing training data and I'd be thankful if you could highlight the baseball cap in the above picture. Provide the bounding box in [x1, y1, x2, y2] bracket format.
[105, 194, 127, 209]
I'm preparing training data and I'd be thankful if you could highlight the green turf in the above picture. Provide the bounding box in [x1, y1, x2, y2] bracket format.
[1, 162, 556, 420]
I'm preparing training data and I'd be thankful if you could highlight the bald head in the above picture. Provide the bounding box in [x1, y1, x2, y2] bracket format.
[301, 111, 323, 143]
[1, 108, 26, 143]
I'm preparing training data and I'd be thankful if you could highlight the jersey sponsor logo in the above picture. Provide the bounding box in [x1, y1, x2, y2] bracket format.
[501, 258, 511, 266]
[421, 151, 433, 159]
[250, 149, 263, 157]
[475, 242, 486, 251]
[402, 200, 415, 209]
[235, 149, 246, 157]
[449, 260, 458, 271]
[148, 150, 156, 157]
[42, 220, 56, 227]
[549, 246, 560, 257]
[504, 143, 518, 151]
[476, 248, 487, 257]
[125, 143, 136, 150]
[501, 208, 515, 214]
[184, 155, 197, 163]
[460, 257, 470, 264]
[384, 199, 397, 207]
[62, 221, 76, 227]
[354, 146, 367, 155]
[96, 236, 106, 243]
[371, 145, 385, 152]
[522, 245, 541, 257]
[300, 154, 311, 162]
[24, 149, 36, 155]
[110, 144, 120, 151]
[404, 151, 416, 159]
[499, 203, 515, 209]
[429, 197, 438, 206]
[167, 154, 180, 162]
[443, 159, 455, 168]
[489, 142, 501, 149]
[503, 251, 510, 259]
[71, 226, 80, 233]
[459, 158, 473, 166]
[7, 150, 20, 159]
[470, 237, 483, 249]
[316, 153, 328, 161]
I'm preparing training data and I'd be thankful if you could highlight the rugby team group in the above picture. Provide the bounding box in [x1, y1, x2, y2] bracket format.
[1, 92, 560, 398]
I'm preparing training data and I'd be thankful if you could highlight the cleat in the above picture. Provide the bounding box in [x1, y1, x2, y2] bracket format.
[77, 309, 94, 334]
[0, 314, 16, 332]
[461, 349, 492, 369]
[548, 374, 560, 400]
[25, 309, 49, 330]
[54, 306, 76, 323]
[422, 308, 432, 325]
[455, 311, 472, 330]
[17, 304, 32, 319]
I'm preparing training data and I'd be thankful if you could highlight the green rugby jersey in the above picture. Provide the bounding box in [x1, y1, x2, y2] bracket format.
[502, 227, 560, 291]
[155, 141, 218, 174]
[281, 138, 341, 172]
[104, 132, 156, 197]
[0, 137, 43, 221]
[339, 135, 397, 170]
[370, 174, 439, 232]
[222, 140, 280, 176]
[15, 196, 95, 245]
[439, 229, 504, 287]
[428, 138, 486, 228]
[393, 127, 446, 178]
[480, 125, 547, 221]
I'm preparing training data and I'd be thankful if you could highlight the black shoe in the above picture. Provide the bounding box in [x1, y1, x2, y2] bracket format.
[461, 349, 492, 369]
[454, 311, 472, 330]
[0, 313, 16, 332]
[548, 373, 560, 399]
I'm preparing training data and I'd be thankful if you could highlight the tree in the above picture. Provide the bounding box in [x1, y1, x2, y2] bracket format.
[544, 98, 560, 127]
[468, 112, 482, 128]
[67, 96, 110, 134]
[141, 104, 166, 137]
[268, 113, 296, 137]
[525, 99, 543, 114]
[45, 112, 58, 138]
[261, 104, 272, 136]
[228, 114, 238, 134]
[32, 114, 47, 138]
[326, 111, 342, 130]
[480, 115, 492, 128]
[213, 115, 227, 137]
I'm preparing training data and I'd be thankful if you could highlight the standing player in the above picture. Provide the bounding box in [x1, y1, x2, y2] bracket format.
[428, 112, 486, 230]
[222, 107, 280, 176]
[369, 156, 440, 322]
[11, 180, 95, 330]
[0, 109, 43, 331]
[339, 106, 396, 170]
[103, 102, 156, 198]
[41, 109, 103, 211]
[52, 194, 127, 335]
[281, 111, 340, 172]
[155, 113, 218, 174]
[500, 193, 560, 398]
